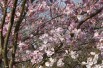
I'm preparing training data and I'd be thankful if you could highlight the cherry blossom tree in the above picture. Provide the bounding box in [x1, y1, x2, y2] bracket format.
[0, 0, 103, 68]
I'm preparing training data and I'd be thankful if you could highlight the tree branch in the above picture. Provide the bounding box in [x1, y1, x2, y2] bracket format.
[9, 0, 26, 68]
[0, 0, 8, 67]
[3, 0, 18, 68]
[0, 0, 8, 54]
[77, 6, 103, 29]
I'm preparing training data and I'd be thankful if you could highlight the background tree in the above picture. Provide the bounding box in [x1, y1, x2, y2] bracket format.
[0, 0, 103, 68]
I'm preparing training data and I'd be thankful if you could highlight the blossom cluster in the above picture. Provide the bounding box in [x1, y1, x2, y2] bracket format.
[0, 0, 103, 68]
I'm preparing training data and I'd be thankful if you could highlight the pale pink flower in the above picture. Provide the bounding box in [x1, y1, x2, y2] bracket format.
[31, 50, 43, 64]
[45, 48, 55, 57]
[57, 58, 64, 67]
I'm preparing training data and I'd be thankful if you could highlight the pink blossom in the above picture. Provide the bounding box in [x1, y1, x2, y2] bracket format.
[30, 50, 43, 64]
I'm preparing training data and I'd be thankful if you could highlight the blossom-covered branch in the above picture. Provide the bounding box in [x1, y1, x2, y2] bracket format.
[77, 6, 103, 29]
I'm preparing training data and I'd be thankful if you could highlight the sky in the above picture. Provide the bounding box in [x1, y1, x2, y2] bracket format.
[73, 0, 82, 4]
[39, 0, 83, 20]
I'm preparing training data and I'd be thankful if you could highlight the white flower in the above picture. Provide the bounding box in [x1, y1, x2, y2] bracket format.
[45, 62, 52, 67]
[72, 28, 81, 37]
[57, 58, 64, 67]
[31, 50, 43, 64]
[45, 58, 56, 67]
[43, 39, 48, 44]
[49, 58, 56, 63]
[84, 54, 102, 68]
[31, 59, 35, 64]
[26, 50, 31, 54]
[39, 33, 48, 40]
[86, 65, 91, 68]
[16, 12, 20, 16]
[65, 50, 68, 54]
[81, 62, 87, 65]
[1, 2, 4, 7]
[50, 29, 55, 34]
[59, 37, 64, 41]
[64, 6, 74, 15]
[70, 51, 78, 59]
[45, 48, 54, 57]
[87, 57, 93, 66]
[94, 32, 99, 37]
[100, 38, 103, 43]
[18, 42, 25, 48]
[93, 54, 98, 64]
[77, 14, 86, 21]
[55, 27, 63, 33]
[30, 34, 33, 37]
[90, 52, 96, 55]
